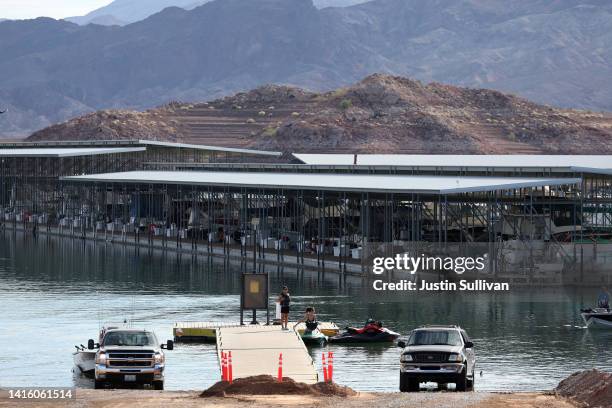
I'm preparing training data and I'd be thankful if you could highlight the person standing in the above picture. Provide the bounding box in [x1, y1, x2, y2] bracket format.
[597, 286, 610, 310]
[277, 286, 291, 330]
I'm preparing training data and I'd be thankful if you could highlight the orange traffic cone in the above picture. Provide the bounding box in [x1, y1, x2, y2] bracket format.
[322, 352, 328, 382]
[221, 352, 227, 381]
[327, 351, 333, 382]
[278, 353, 283, 382]
[228, 351, 233, 384]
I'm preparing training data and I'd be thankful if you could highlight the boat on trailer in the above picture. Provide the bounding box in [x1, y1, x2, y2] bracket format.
[73, 324, 125, 376]
[73, 346, 96, 376]
[581, 308, 612, 329]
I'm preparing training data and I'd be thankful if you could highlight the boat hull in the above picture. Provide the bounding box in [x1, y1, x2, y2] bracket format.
[73, 350, 96, 376]
[581, 309, 612, 329]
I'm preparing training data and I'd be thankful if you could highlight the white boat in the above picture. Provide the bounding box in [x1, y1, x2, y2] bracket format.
[73, 347, 96, 376]
[72, 324, 124, 376]
[581, 308, 612, 329]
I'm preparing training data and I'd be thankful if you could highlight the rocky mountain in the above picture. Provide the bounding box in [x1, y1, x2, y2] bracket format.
[28, 74, 612, 155]
[65, 0, 205, 26]
[65, 0, 368, 26]
[2, 0, 612, 137]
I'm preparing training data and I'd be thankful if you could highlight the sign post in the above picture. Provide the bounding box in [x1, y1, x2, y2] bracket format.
[240, 273, 269, 325]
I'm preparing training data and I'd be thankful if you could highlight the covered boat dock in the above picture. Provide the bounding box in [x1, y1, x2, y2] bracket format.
[58, 170, 582, 283]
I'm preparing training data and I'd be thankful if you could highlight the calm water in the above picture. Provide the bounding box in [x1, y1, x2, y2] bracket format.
[0, 231, 610, 392]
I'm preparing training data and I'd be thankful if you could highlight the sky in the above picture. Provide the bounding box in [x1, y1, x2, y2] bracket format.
[0, 0, 112, 20]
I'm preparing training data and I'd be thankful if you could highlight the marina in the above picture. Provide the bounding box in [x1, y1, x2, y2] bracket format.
[0, 141, 611, 285]
[2, 1, 612, 403]
[0, 231, 611, 392]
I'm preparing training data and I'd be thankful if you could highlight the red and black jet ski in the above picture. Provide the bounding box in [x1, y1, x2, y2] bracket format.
[329, 319, 400, 343]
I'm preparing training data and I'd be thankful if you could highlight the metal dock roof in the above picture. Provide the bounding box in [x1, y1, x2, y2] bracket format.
[292, 154, 612, 174]
[62, 170, 581, 194]
[0, 139, 282, 157]
[0, 147, 146, 157]
[137, 140, 282, 156]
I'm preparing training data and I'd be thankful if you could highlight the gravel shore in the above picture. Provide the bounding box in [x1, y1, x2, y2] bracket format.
[0, 390, 576, 408]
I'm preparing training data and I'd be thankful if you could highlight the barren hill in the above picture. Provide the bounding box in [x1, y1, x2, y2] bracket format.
[28, 74, 612, 154]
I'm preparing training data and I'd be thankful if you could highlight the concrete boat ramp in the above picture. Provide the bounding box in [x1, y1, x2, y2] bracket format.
[173, 322, 340, 384]
[217, 325, 318, 384]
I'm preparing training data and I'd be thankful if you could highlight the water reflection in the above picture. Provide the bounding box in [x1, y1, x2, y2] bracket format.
[0, 231, 610, 392]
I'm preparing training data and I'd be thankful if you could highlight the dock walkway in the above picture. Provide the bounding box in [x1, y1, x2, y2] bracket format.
[174, 321, 340, 342]
[216, 325, 319, 384]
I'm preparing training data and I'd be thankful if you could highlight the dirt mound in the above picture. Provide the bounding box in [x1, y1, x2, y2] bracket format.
[310, 381, 357, 397]
[555, 369, 612, 408]
[200, 375, 357, 398]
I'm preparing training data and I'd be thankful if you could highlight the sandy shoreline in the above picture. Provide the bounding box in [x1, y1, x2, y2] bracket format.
[0, 390, 576, 408]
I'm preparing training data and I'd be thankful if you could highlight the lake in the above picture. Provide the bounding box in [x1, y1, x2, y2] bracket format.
[0, 231, 610, 392]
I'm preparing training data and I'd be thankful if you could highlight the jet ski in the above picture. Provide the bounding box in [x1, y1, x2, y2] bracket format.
[300, 328, 328, 345]
[329, 320, 400, 343]
[581, 308, 612, 329]
[297, 321, 328, 345]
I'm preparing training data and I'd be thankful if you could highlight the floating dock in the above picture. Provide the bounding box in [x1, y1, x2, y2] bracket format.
[174, 321, 340, 342]
[216, 325, 319, 384]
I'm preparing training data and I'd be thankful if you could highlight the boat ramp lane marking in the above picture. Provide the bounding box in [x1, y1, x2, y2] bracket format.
[216, 325, 319, 384]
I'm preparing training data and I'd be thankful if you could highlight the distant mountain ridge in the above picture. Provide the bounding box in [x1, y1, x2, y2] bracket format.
[65, 0, 369, 26]
[1, 0, 612, 137]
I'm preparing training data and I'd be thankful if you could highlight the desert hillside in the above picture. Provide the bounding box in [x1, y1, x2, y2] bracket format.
[3, 0, 612, 137]
[27, 74, 612, 154]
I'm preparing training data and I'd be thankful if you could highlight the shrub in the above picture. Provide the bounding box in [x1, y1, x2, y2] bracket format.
[262, 126, 278, 137]
[340, 99, 352, 110]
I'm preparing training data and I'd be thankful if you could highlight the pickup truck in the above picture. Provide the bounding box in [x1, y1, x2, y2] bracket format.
[398, 325, 476, 392]
[88, 328, 173, 390]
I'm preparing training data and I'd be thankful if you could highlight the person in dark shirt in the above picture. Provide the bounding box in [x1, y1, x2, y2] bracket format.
[277, 286, 291, 330]
[294, 306, 318, 333]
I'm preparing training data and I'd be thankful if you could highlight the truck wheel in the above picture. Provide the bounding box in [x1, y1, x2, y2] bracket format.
[94, 380, 105, 389]
[407, 378, 420, 392]
[456, 372, 468, 392]
[399, 373, 409, 392]
[153, 381, 164, 391]
[400, 374, 419, 392]
[467, 376, 474, 391]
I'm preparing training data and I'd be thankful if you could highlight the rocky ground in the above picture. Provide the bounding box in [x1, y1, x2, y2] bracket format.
[26, 74, 612, 155]
[0, 390, 576, 408]
[4, 369, 611, 408]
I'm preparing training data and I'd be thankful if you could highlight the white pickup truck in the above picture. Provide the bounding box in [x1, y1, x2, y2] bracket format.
[88, 328, 173, 390]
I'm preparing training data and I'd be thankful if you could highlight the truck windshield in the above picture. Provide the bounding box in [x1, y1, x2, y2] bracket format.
[103, 331, 157, 347]
[408, 330, 463, 346]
